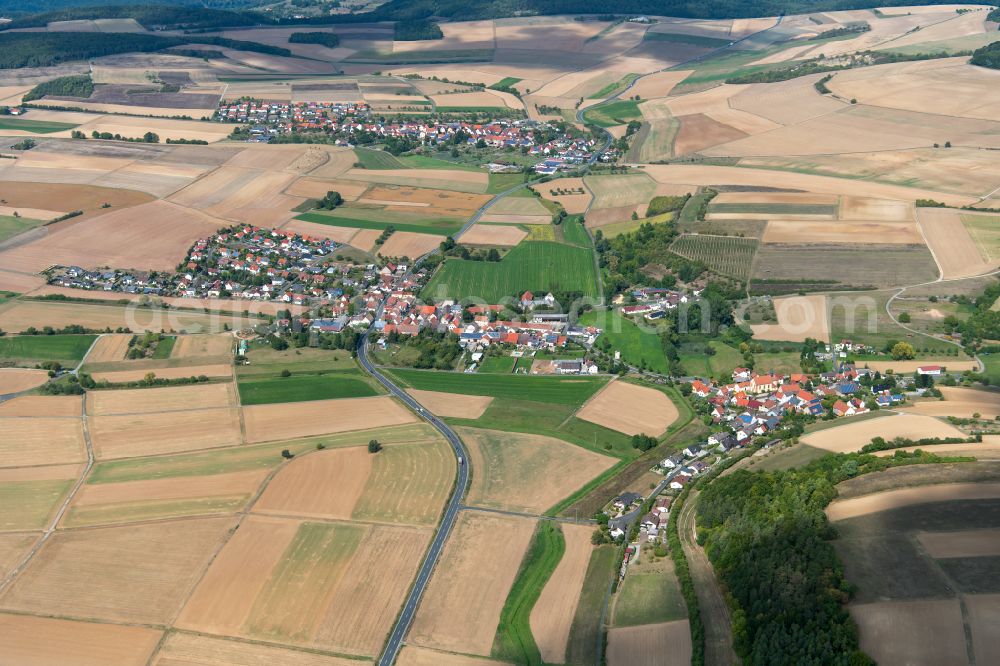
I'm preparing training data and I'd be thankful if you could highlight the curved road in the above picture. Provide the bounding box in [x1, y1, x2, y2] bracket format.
[359, 323, 470, 666]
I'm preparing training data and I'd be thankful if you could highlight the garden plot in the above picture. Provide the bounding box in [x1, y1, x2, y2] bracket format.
[750, 294, 829, 342]
[0, 516, 234, 624]
[408, 511, 536, 656]
[458, 427, 616, 514]
[576, 380, 678, 436]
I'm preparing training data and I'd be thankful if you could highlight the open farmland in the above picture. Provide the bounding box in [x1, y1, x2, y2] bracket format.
[902, 387, 1000, 420]
[917, 208, 998, 280]
[408, 511, 536, 656]
[0, 465, 80, 531]
[576, 380, 679, 437]
[406, 389, 493, 419]
[0, 614, 162, 666]
[237, 371, 380, 405]
[530, 523, 594, 664]
[0, 333, 96, 364]
[669, 233, 758, 280]
[458, 427, 616, 514]
[0, 300, 263, 334]
[802, 414, 964, 454]
[607, 621, 692, 666]
[0, 416, 86, 468]
[152, 632, 366, 666]
[243, 395, 417, 443]
[751, 243, 939, 291]
[422, 241, 598, 302]
[750, 294, 829, 343]
[388, 369, 606, 405]
[0, 368, 48, 394]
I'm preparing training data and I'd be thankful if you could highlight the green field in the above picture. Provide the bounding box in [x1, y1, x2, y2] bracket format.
[583, 100, 642, 128]
[567, 544, 619, 666]
[0, 117, 78, 134]
[0, 214, 47, 243]
[478, 355, 517, 373]
[490, 76, 523, 89]
[493, 522, 565, 665]
[961, 213, 1000, 260]
[561, 215, 592, 248]
[670, 234, 759, 280]
[613, 570, 688, 627]
[150, 336, 175, 359]
[387, 369, 606, 405]
[237, 370, 380, 405]
[589, 73, 640, 99]
[238, 345, 355, 377]
[0, 334, 97, 362]
[422, 241, 598, 302]
[295, 210, 462, 237]
[354, 147, 406, 169]
[599, 213, 672, 239]
[0, 479, 75, 531]
[579, 310, 668, 374]
[708, 202, 839, 216]
[488, 171, 528, 194]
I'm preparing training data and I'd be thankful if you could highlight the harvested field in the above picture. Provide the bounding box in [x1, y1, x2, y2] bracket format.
[628, 70, 691, 100]
[827, 482, 1000, 522]
[458, 427, 616, 514]
[749, 294, 829, 342]
[168, 166, 300, 227]
[88, 382, 233, 415]
[63, 469, 267, 527]
[72, 115, 233, 143]
[282, 219, 362, 244]
[751, 243, 938, 290]
[488, 195, 550, 217]
[479, 213, 550, 225]
[840, 196, 911, 221]
[0, 516, 234, 624]
[0, 533, 35, 579]
[530, 523, 594, 664]
[917, 207, 996, 279]
[530, 177, 591, 214]
[851, 600, 968, 666]
[918, 529, 1000, 559]
[860, 359, 979, 374]
[90, 408, 242, 459]
[152, 632, 364, 666]
[0, 464, 80, 531]
[359, 184, 490, 216]
[0, 417, 86, 467]
[460, 224, 527, 246]
[0, 395, 81, 417]
[407, 389, 493, 418]
[397, 646, 511, 666]
[170, 333, 233, 359]
[286, 177, 369, 201]
[871, 441, 1000, 459]
[349, 228, 382, 252]
[243, 395, 416, 443]
[378, 231, 441, 258]
[966, 594, 1000, 666]
[673, 113, 748, 155]
[802, 414, 964, 454]
[712, 192, 839, 206]
[90, 363, 232, 383]
[0, 301, 260, 335]
[762, 220, 922, 244]
[576, 380, 679, 436]
[607, 620, 692, 666]
[0, 367, 48, 394]
[409, 511, 535, 655]
[0, 200, 226, 273]
[0, 614, 162, 666]
[83, 334, 131, 363]
[341, 167, 488, 194]
[254, 447, 372, 520]
[585, 173, 657, 211]
[902, 387, 1000, 419]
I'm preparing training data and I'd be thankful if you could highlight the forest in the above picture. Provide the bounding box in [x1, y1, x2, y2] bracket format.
[971, 40, 1000, 70]
[288, 31, 341, 47]
[0, 31, 290, 69]
[22, 74, 93, 102]
[0, 4, 260, 29]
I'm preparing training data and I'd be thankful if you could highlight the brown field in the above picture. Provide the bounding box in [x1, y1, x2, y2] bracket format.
[83, 333, 131, 363]
[750, 294, 829, 343]
[254, 447, 372, 520]
[860, 359, 979, 374]
[458, 427, 617, 514]
[179, 517, 429, 656]
[340, 168, 488, 194]
[0, 516, 234, 624]
[168, 166, 300, 226]
[803, 414, 964, 454]
[607, 620, 692, 666]
[0, 204, 64, 220]
[72, 115, 234, 143]
[243, 395, 416, 443]
[917, 207, 997, 279]
[966, 594, 1000, 666]
[479, 213, 550, 225]
[306, 148, 357, 179]
[430, 90, 521, 110]
[628, 70, 692, 100]
[917, 529, 1000, 559]
[152, 632, 366, 666]
[0, 200, 227, 273]
[872, 440, 1000, 460]
[378, 231, 442, 259]
[0, 367, 48, 394]
[902, 386, 1000, 419]
[0, 534, 37, 580]
[281, 218, 362, 244]
[0, 463, 81, 531]
[409, 511, 536, 655]
[826, 482, 1000, 522]
[349, 228, 382, 252]
[851, 600, 968, 666]
[762, 220, 922, 244]
[286, 177, 369, 201]
[712, 192, 839, 206]
[576, 380, 679, 436]
[64, 468, 267, 527]
[0, 395, 81, 417]
[530, 523, 594, 664]
[0, 417, 86, 467]
[0, 270, 44, 294]
[459, 224, 527, 246]
[673, 113, 748, 156]
[88, 382, 234, 415]
[530, 177, 591, 214]
[20, 286, 302, 317]
[0, 614, 162, 666]
[90, 407, 243, 459]
[361, 184, 490, 217]
[90, 363, 232, 383]
[641, 164, 976, 208]
[488, 195, 551, 217]
[407, 389, 493, 419]
[839, 196, 911, 221]
[397, 646, 512, 666]
[171, 333, 234, 359]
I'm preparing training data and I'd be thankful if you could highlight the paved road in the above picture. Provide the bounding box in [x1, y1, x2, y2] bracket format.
[360, 322, 470, 666]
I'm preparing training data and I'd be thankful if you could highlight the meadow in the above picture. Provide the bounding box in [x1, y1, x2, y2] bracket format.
[0, 117, 78, 134]
[0, 334, 97, 362]
[236, 370, 381, 405]
[583, 100, 642, 128]
[579, 309, 667, 374]
[422, 241, 598, 302]
[0, 215, 47, 244]
[387, 368, 606, 405]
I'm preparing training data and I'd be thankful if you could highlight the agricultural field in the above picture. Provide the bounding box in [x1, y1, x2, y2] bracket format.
[237, 370, 381, 405]
[0, 333, 96, 364]
[750, 294, 829, 343]
[669, 233, 758, 280]
[0, 214, 46, 244]
[387, 368, 607, 406]
[576, 380, 679, 437]
[422, 241, 598, 302]
[801, 414, 964, 454]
